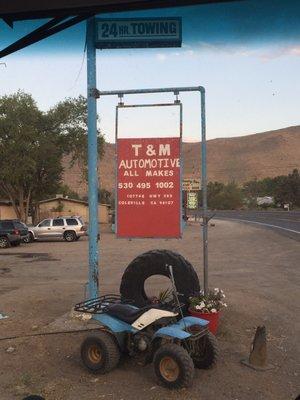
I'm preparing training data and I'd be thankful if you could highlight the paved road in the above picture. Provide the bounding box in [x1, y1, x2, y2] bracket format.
[213, 210, 300, 240]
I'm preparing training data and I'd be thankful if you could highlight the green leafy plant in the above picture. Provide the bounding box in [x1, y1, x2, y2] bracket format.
[149, 287, 173, 304]
[158, 288, 173, 303]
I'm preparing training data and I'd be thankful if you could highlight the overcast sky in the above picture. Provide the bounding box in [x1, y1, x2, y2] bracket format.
[1, 0, 299, 142]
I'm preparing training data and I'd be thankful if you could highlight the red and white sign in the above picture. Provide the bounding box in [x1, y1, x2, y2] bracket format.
[117, 137, 181, 238]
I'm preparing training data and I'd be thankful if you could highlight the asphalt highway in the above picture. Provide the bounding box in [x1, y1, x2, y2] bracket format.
[213, 210, 300, 240]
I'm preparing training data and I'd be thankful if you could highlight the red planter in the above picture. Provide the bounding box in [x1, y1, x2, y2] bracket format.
[188, 308, 220, 335]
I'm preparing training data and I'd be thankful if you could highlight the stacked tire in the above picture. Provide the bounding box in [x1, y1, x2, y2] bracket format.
[120, 249, 200, 307]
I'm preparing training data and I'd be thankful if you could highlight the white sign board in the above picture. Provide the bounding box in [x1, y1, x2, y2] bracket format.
[183, 178, 201, 191]
[187, 192, 198, 209]
[96, 18, 182, 49]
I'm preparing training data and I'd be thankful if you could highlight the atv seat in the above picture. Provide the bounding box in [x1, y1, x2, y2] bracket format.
[106, 303, 158, 325]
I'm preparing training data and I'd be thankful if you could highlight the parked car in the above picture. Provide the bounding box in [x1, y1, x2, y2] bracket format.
[28, 216, 87, 242]
[12, 220, 30, 243]
[0, 219, 28, 248]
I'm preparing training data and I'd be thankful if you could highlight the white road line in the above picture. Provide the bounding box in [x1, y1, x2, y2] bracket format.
[221, 218, 300, 234]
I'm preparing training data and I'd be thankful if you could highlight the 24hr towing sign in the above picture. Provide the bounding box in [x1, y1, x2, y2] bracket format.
[117, 138, 181, 238]
[96, 18, 182, 49]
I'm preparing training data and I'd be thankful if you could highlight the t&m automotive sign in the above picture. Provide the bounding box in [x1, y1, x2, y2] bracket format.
[117, 138, 181, 238]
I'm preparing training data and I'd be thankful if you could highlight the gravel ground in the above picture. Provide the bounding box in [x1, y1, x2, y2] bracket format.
[0, 220, 299, 400]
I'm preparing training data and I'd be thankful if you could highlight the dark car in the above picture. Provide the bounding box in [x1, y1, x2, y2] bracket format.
[0, 219, 27, 248]
[15, 220, 30, 243]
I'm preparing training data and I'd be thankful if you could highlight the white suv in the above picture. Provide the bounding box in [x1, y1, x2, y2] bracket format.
[29, 216, 87, 242]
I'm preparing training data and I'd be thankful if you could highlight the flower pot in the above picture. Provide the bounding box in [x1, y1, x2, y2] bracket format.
[188, 308, 220, 335]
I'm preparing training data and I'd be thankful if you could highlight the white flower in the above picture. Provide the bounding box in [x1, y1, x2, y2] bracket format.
[214, 288, 219, 292]
[223, 303, 228, 308]
[199, 301, 205, 309]
[211, 308, 217, 313]
[195, 305, 202, 310]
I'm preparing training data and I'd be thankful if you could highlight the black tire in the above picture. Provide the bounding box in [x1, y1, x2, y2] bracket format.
[64, 231, 76, 242]
[75, 236, 80, 241]
[28, 232, 35, 243]
[192, 332, 219, 369]
[0, 237, 10, 248]
[154, 343, 194, 389]
[81, 332, 120, 374]
[120, 250, 200, 307]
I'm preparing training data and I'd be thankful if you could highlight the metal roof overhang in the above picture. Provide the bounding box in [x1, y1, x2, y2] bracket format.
[0, 0, 242, 58]
[1, 1, 241, 21]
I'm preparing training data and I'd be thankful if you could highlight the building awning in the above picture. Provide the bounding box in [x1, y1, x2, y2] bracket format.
[0, 0, 242, 58]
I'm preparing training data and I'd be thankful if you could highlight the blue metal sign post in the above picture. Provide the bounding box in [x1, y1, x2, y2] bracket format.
[86, 18, 99, 299]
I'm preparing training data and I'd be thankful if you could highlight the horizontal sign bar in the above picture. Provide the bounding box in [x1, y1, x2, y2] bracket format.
[95, 18, 182, 49]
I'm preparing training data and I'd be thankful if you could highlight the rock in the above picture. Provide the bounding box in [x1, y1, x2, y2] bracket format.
[6, 346, 15, 353]
[70, 308, 91, 321]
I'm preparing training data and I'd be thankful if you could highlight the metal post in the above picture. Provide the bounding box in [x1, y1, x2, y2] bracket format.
[200, 88, 208, 295]
[86, 17, 99, 299]
[115, 105, 119, 234]
[179, 102, 183, 235]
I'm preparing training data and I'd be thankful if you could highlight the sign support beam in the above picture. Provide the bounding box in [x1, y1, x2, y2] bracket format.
[97, 86, 209, 294]
[86, 17, 99, 299]
[201, 90, 208, 296]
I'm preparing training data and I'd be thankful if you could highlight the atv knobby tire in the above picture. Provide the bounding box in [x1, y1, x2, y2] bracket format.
[120, 250, 200, 307]
[154, 343, 195, 389]
[192, 331, 219, 369]
[81, 332, 120, 374]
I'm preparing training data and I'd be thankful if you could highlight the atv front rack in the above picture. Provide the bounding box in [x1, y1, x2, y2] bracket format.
[74, 294, 186, 316]
[74, 294, 128, 315]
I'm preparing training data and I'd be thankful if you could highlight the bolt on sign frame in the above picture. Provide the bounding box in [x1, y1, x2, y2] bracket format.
[86, 17, 209, 299]
[115, 100, 183, 238]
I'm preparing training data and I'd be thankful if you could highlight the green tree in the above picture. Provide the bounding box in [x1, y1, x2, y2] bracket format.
[273, 169, 300, 207]
[48, 95, 105, 178]
[207, 182, 225, 209]
[243, 179, 263, 198]
[0, 92, 105, 222]
[208, 181, 243, 210]
[0, 91, 60, 221]
[98, 188, 112, 204]
[57, 184, 80, 200]
[243, 169, 300, 209]
[217, 182, 243, 210]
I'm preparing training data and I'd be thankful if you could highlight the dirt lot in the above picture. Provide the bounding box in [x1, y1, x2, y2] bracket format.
[0, 221, 299, 400]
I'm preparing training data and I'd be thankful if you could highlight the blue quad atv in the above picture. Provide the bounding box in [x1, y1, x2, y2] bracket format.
[75, 266, 218, 389]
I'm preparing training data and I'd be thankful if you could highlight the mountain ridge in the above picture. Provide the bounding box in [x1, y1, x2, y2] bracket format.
[62, 125, 300, 196]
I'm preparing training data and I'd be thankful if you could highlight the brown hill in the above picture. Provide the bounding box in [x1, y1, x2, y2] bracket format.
[62, 125, 300, 196]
